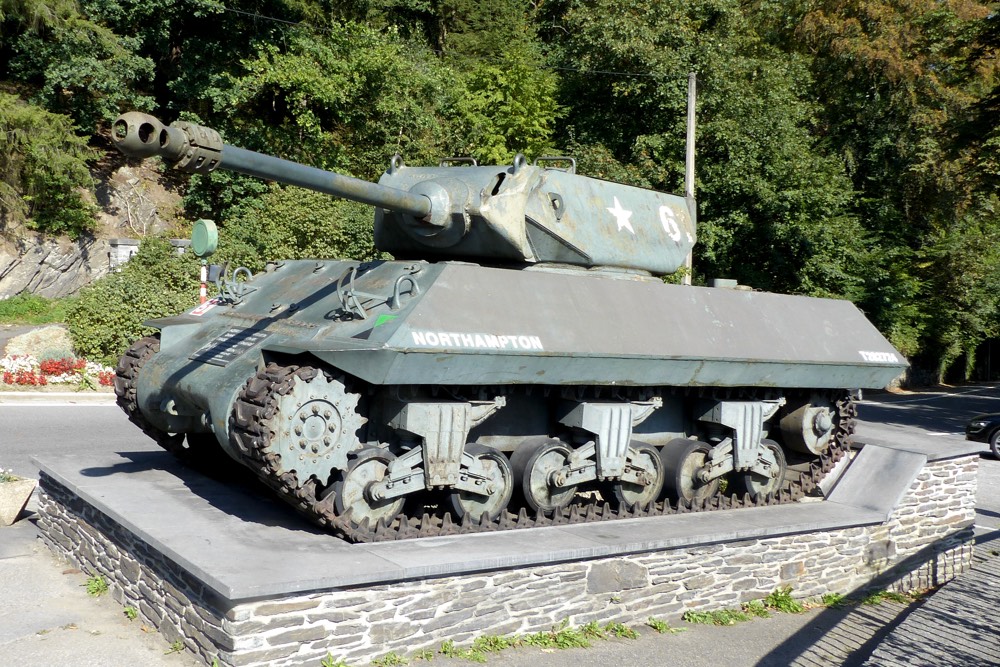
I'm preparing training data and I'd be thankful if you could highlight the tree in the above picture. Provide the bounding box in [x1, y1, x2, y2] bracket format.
[793, 0, 1000, 376]
[547, 0, 869, 300]
[3, 4, 154, 130]
[0, 92, 95, 237]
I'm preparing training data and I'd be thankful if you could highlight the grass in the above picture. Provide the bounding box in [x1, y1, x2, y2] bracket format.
[682, 586, 814, 627]
[84, 575, 108, 597]
[861, 590, 916, 605]
[0, 293, 74, 325]
[646, 617, 684, 634]
[764, 586, 806, 613]
[432, 618, 643, 664]
[682, 608, 755, 626]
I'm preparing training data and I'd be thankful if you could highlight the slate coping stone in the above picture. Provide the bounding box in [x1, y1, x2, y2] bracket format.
[33, 440, 932, 602]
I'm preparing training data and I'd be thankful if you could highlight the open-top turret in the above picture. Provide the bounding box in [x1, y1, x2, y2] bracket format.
[110, 107, 906, 543]
[113, 112, 695, 275]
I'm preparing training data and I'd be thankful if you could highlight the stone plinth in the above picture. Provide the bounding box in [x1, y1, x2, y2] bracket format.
[34, 439, 979, 667]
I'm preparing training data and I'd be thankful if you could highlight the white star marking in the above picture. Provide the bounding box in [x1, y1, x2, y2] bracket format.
[607, 197, 634, 234]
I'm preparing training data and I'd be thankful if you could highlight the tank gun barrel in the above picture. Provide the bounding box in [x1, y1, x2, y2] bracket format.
[111, 112, 432, 219]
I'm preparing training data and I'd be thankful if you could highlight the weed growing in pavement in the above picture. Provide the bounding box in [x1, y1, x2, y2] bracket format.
[646, 617, 685, 634]
[742, 599, 771, 619]
[579, 621, 605, 640]
[862, 590, 913, 605]
[0, 468, 18, 483]
[164, 640, 183, 654]
[421, 617, 646, 663]
[682, 608, 754, 626]
[85, 575, 108, 597]
[821, 592, 847, 607]
[372, 652, 408, 667]
[123, 606, 138, 620]
[321, 654, 349, 667]
[604, 621, 639, 639]
[764, 586, 806, 613]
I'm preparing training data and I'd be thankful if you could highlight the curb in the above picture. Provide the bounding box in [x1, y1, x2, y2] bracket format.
[0, 391, 117, 405]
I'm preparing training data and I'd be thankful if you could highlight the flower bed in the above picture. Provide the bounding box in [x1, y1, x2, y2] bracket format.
[0, 354, 114, 389]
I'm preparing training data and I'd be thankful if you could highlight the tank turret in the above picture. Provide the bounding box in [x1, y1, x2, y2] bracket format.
[112, 112, 695, 275]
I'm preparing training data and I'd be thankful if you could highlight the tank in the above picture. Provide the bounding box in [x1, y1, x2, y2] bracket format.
[110, 111, 907, 542]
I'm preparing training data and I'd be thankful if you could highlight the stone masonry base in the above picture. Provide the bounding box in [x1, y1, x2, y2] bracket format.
[36, 454, 977, 667]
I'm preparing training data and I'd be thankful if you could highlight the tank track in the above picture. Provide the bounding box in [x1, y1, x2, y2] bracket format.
[228, 362, 857, 543]
[114, 335, 189, 457]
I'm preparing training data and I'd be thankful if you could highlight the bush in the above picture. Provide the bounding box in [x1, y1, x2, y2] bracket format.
[67, 237, 200, 364]
[215, 184, 386, 272]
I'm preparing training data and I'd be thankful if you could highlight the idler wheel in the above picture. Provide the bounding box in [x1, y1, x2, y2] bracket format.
[511, 437, 576, 513]
[446, 444, 514, 522]
[602, 442, 665, 510]
[661, 439, 720, 503]
[330, 448, 403, 527]
[733, 439, 787, 501]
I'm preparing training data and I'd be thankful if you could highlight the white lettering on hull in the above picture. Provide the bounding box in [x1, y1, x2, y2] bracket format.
[859, 350, 901, 363]
[410, 330, 544, 351]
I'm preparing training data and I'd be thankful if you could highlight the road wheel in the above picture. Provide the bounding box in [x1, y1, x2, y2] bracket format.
[991, 430, 1000, 460]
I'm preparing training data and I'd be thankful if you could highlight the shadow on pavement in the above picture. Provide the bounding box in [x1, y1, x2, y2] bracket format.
[757, 529, 998, 667]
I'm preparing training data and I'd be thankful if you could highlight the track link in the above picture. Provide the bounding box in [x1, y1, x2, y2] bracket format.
[228, 363, 857, 543]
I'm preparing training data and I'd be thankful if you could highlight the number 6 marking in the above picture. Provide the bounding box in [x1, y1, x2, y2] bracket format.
[659, 206, 681, 241]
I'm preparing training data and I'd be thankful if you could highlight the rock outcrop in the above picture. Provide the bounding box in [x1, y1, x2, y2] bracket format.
[0, 236, 111, 299]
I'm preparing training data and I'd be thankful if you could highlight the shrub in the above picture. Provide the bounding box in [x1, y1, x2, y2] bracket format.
[67, 237, 199, 364]
[215, 184, 386, 272]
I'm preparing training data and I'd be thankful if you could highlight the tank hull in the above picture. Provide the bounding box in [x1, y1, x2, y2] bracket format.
[120, 259, 904, 541]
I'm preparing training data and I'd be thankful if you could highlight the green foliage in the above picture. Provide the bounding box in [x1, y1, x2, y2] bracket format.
[549, 0, 867, 296]
[522, 620, 592, 649]
[821, 592, 847, 607]
[764, 586, 805, 613]
[742, 599, 771, 618]
[320, 654, 348, 667]
[67, 237, 199, 364]
[646, 617, 684, 634]
[787, 0, 1000, 377]
[0, 292, 75, 324]
[84, 574, 108, 597]
[450, 58, 561, 164]
[123, 605, 138, 620]
[603, 621, 639, 639]
[0, 93, 96, 236]
[6, 8, 155, 130]
[215, 184, 385, 272]
[371, 652, 407, 667]
[862, 590, 916, 605]
[682, 607, 754, 626]
[202, 25, 454, 178]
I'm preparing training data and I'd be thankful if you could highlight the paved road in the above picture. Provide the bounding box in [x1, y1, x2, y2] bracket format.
[1, 387, 998, 667]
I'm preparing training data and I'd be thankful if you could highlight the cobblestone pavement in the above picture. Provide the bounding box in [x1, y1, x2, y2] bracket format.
[861, 529, 1000, 667]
